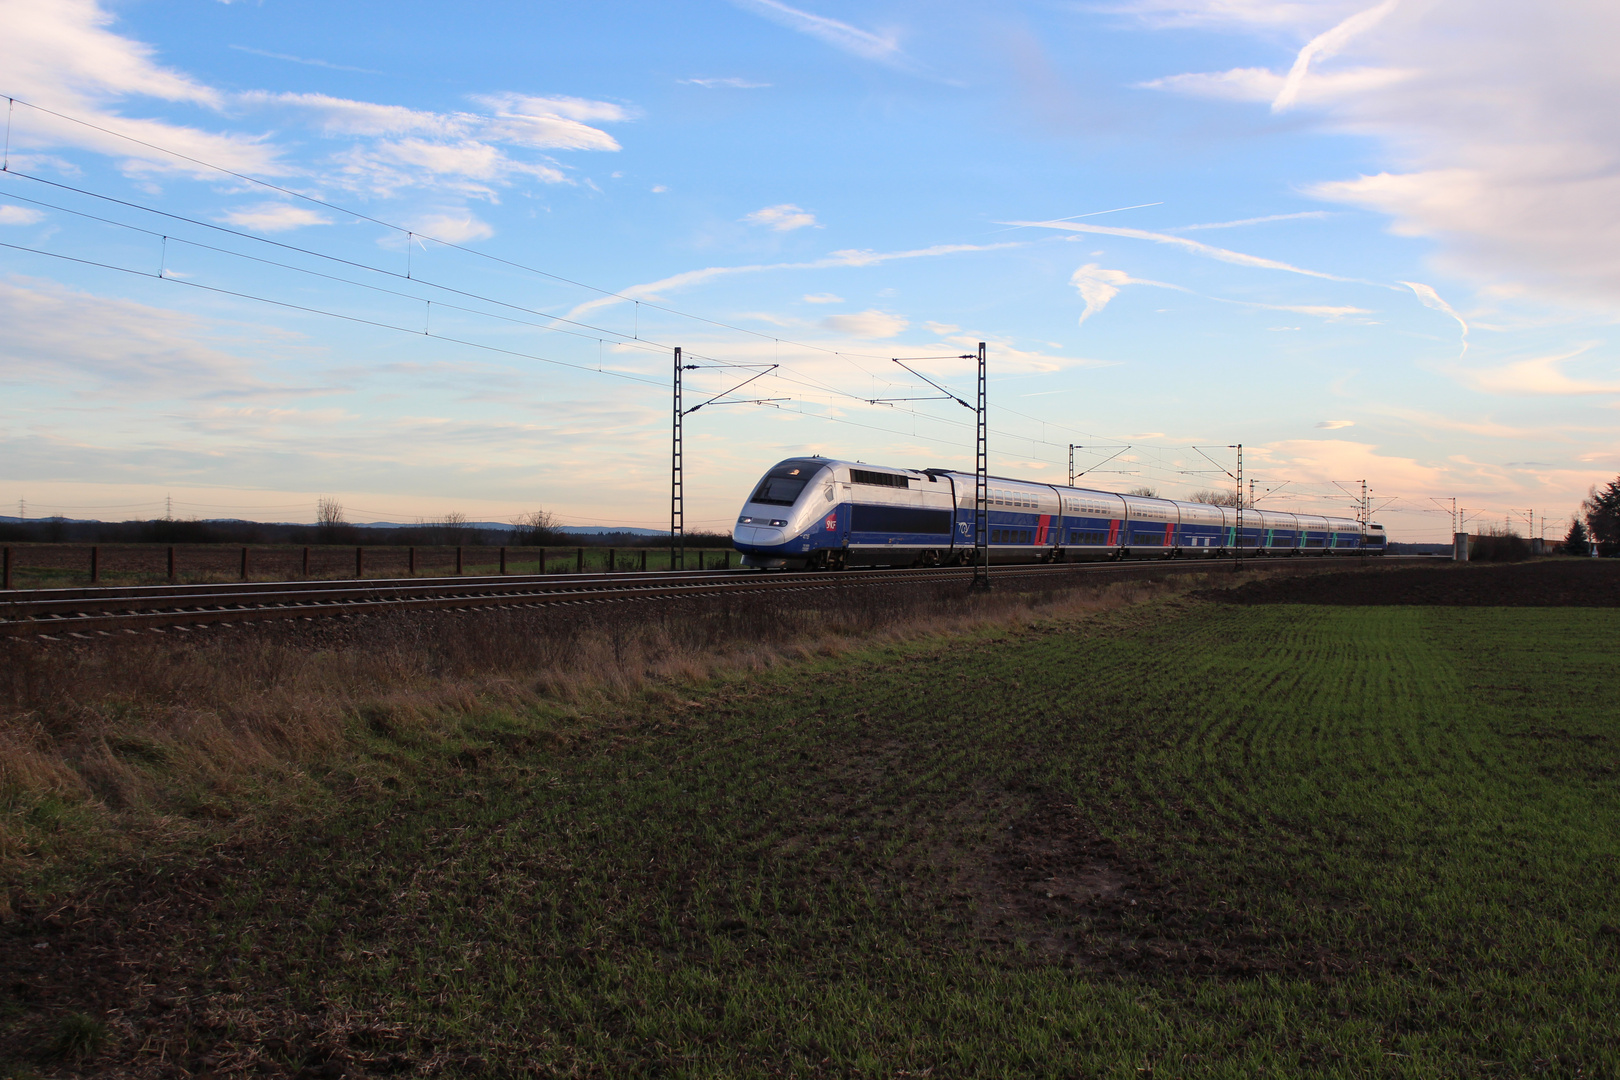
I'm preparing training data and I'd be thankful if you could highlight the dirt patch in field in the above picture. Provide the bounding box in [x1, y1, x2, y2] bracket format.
[1200, 559, 1620, 607]
[964, 799, 1362, 979]
[0, 844, 434, 1078]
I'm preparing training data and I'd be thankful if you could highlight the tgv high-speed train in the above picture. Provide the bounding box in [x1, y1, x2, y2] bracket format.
[732, 456, 1386, 569]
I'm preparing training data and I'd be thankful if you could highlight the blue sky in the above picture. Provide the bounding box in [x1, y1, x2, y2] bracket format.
[2, 0, 1617, 540]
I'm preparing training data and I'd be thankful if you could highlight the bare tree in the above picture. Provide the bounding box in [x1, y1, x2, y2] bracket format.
[1126, 485, 1160, 498]
[316, 496, 348, 543]
[438, 511, 471, 545]
[511, 508, 562, 545]
[1188, 488, 1245, 507]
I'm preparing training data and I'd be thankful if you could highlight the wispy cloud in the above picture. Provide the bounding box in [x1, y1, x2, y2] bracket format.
[219, 202, 331, 232]
[821, 310, 907, 338]
[563, 241, 1023, 321]
[744, 204, 819, 231]
[1316, 420, 1354, 428]
[1172, 211, 1332, 231]
[227, 45, 382, 75]
[1401, 281, 1469, 354]
[1272, 0, 1400, 111]
[680, 76, 771, 89]
[803, 293, 844, 304]
[730, 0, 902, 63]
[1004, 218, 1377, 284]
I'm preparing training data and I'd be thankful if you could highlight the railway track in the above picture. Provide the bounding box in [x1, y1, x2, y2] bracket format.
[0, 556, 1440, 639]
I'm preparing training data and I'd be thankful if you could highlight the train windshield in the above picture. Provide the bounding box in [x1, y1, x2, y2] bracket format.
[750, 465, 814, 506]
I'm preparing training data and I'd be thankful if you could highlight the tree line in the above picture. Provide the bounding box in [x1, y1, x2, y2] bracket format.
[1564, 476, 1620, 556]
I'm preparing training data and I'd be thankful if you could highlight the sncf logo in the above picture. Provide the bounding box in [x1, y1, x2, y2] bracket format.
[825, 514, 838, 531]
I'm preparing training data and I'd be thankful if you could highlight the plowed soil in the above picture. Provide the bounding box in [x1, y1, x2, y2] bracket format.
[1203, 557, 1620, 606]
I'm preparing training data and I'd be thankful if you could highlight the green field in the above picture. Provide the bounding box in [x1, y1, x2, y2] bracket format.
[5, 594, 1619, 1076]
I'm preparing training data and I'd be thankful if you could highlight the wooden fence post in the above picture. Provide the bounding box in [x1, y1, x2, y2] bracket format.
[167, 545, 176, 584]
[576, 547, 584, 573]
[456, 546, 464, 575]
[241, 546, 249, 581]
[500, 546, 507, 574]
[640, 549, 647, 572]
[537, 547, 546, 574]
[3, 546, 11, 590]
[408, 546, 415, 576]
[302, 546, 310, 577]
[608, 548, 616, 574]
[91, 545, 100, 585]
[356, 546, 364, 579]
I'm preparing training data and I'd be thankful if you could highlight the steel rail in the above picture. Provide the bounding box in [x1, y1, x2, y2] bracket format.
[1, 556, 1438, 639]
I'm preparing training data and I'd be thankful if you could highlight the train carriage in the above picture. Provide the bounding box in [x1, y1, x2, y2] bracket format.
[732, 456, 1385, 569]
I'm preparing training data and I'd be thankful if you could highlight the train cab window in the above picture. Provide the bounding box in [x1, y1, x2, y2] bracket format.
[750, 467, 813, 506]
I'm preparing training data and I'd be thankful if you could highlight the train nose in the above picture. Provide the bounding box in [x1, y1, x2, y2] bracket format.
[735, 517, 791, 546]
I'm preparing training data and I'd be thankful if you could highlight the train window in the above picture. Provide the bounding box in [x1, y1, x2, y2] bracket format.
[850, 469, 911, 488]
[750, 470, 811, 506]
[1130, 532, 1165, 546]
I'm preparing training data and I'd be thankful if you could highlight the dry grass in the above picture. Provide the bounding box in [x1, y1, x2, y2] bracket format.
[0, 569, 1226, 879]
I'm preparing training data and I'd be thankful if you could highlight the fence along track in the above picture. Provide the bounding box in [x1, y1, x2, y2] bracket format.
[0, 557, 1440, 639]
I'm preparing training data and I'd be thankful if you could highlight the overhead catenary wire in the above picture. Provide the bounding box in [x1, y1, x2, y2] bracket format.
[0, 95, 1501, 531]
[0, 121, 1256, 462]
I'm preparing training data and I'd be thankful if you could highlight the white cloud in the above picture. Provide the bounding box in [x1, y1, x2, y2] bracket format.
[803, 293, 844, 304]
[241, 91, 458, 137]
[0, 0, 630, 204]
[404, 211, 495, 245]
[1071, 265, 1128, 325]
[0, 274, 276, 396]
[821, 310, 908, 338]
[1070, 263, 1181, 325]
[219, 202, 332, 232]
[0, 0, 289, 176]
[1316, 420, 1355, 428]
[472, 93, 628, 151]
[1455, 344, 1620, 397]
[744, 204, 820, 231]
[681, 77, 771, 89]
[1135, 0, 1620, 308]
[0, 205, 46, 226]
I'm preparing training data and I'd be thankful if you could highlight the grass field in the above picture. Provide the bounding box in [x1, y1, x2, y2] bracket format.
[0, 544, 737, 591]
[3, 581, 1618, 1076]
